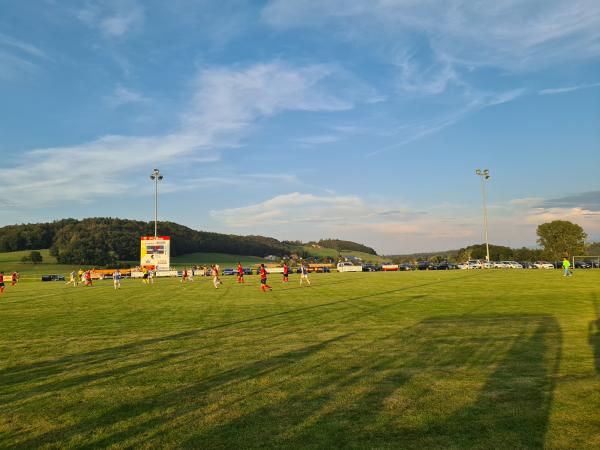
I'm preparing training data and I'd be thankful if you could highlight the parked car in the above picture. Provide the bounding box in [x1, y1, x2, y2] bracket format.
[493, 261, 509, 269]
[337, 262, 362, 272]
[574, 261, 591, 269]
[519, 261, 534, 269]
[435, 261, 457, 270]
[417, 261, 434, 270]
[362, 263, 378, 272]
[467, 260, 482, 269]
[399, 263, 415, 271]
[503, 261, 523, 269]
[534, 261, 554, 269]
[41, 274, 65, 281]
[457, 263, 469, 269]
[222, 268, 235, 275]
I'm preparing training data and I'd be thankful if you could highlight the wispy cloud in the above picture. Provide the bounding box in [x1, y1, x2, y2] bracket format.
[78, 0, 144, 37]
[1, 62, 365, 207]
[538, 82, 600, 95]
[105, 85, 151, 107]
[366, 88, 524, 156]
[0, 33, 52, 79]
[263, 0, 600, 71]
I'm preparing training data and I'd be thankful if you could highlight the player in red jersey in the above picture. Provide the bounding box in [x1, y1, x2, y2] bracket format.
[282, 262, 289, 282]
[259, 264, 272, 292]
[212, 265, 221, 289]
[237, 262, 244, 283]
[84, 270, 93, 287]
[11, 272, 18, 286]
[0, 272, 5, 295]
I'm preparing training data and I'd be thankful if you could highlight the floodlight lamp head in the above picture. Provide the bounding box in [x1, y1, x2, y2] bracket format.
[483, 169, 489, 175]
[475, 169, 481, 175]
[150, 175, 155, 180]
[158, 175, 163, 181]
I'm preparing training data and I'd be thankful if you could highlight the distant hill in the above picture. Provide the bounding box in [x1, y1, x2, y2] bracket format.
[313, 239, 377, 255]
[0, 218, 377, 266]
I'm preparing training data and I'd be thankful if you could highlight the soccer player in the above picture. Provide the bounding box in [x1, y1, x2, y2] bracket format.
[282, 262, 289, 283]
[237, 262, 244, 283]
[212, 265, 221, 289]
[0, 271, 5, 295]
[84, 270, 93, 287]
[188, 267, 194, 282]
[181, 268, 188, 284]
[562, 257, 572, 277]
[113, 269, 122, 289]
[78, 268, 84, 285]
[11, 272, 18, 286]
[259, 264, 272, 292]
[299, 262, 311, 286]
[66, 270, 78, 287]
[142, 267, 150, 285]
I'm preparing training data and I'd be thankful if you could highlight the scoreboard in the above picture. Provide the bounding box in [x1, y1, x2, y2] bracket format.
[140, 236, 170, 270]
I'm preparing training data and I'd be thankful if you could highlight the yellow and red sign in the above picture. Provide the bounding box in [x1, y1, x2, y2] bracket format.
[140, 236, 170, 270]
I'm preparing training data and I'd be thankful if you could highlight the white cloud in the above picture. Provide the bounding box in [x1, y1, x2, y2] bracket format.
[105, 85, 151, 107]
[78, 0, 144, 37]
[538, 82, 600, 95]
[210, 192, 484, 252]
[262, 0, 600, 71]
[210, 191, 600, 253]
[1, 62, 365, 207]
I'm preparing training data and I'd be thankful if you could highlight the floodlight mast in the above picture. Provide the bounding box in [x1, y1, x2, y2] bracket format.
[475, 169, 491, 263]
[149, 169, 163, 238]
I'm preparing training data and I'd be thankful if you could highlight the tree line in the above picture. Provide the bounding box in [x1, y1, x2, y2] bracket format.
[0, 218, 378, 266]
[390, 220, 593, 263]
[0, 218, 290, 265]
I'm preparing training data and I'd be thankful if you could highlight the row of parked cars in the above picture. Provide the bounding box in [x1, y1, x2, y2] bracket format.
[361, 259, 600, 271]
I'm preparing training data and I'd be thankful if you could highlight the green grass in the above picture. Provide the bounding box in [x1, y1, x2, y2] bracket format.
[0, 250, 71, 281]
[1, 270, 599, 449]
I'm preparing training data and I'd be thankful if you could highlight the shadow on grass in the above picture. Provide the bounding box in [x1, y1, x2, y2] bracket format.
[10, 334, 352, 449]
[8, 314, 556, 449]
[0, 273, 481, 389]
[184, 314, 561, 449]
[589, 293, 600, 376]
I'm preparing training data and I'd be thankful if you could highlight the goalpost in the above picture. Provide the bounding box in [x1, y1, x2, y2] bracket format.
[572, 255, 600, 269]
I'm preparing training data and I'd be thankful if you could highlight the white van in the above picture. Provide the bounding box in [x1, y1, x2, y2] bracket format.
[337, 262, 363, 272]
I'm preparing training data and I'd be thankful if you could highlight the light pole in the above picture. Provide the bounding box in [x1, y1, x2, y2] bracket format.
[149, 169, 163, 238]
[475, 169, 491, 263]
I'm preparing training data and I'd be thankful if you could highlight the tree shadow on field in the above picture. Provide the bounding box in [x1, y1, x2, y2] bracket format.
[0, 272, 480, 391]
[588, 293, 600, 376]
[184, 314, 561, 449]
[13, 334, 353, 449]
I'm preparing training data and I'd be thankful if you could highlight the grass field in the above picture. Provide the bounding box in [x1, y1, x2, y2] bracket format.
[1, 270, 599, 449]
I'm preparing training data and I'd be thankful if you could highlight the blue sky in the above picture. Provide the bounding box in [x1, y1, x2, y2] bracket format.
[1, 0, 599, 254]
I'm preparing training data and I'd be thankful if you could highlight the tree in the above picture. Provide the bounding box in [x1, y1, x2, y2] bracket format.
[30, 250, 43, 263]
[536, 220, 587, 260]
[21, 250, 43, 263]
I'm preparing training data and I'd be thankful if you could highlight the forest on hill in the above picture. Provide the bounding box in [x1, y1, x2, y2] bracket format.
[0, 218, 377, 265]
